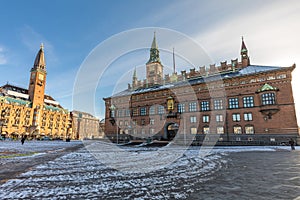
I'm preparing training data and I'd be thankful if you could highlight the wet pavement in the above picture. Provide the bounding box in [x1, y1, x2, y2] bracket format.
[188, 150, 300, 200]
[0, 141, 299, 199]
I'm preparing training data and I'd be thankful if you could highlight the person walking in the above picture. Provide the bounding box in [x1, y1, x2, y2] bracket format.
[21, 135, 26, 145]
[289, 138, 295, 150]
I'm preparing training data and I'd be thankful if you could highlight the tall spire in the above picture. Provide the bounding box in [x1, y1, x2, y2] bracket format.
[241, 36, 248, 54]
[241, 37, 250, 67]
[147, 32, 161, 64]
[32, 43, 46, 71]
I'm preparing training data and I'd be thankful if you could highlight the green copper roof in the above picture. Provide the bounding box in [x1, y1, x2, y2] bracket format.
[147, 32, 161, 64]
[257, 83, 278, 92]
[0, 96, 31, 107]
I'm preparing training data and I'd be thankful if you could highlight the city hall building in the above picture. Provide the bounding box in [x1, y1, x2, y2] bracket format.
[0, 45, 75, 140]
[103, 35, 299, 145]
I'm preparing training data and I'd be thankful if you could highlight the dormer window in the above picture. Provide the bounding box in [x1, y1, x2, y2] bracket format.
[261, 93, 276, 105]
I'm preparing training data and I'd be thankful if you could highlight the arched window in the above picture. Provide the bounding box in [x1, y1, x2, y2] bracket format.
[261, 93, 276, 105]
[233, 126, 242, 134]
[245, 125, 254, 134]
[203, 126, 210, 134]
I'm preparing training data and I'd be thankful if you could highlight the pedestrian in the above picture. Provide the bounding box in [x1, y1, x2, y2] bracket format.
[289, 138, 295, 150]
[21, 135, 26, 145]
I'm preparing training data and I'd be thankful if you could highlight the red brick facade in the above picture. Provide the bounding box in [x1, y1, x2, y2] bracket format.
[103, 36, 299, 145]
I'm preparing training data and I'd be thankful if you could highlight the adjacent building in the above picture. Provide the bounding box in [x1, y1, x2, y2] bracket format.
[103, 35, 299, 145]
[0, 45, 75, 140]
[70, 110, 102, 140]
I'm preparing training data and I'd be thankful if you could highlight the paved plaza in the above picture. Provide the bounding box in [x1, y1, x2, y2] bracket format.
[0, 141, 299, 199]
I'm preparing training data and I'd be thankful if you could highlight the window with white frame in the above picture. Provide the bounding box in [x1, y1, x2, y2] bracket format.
[216, 114, 224, 122]
[189, 102, 197, 112]
[140, 107, 147, 116]
[229, 98, 239, 109]
[150, 119, 155, 125]
[201, 101, 210, 111]
[245, 125, 254, 134]
[244, 113, 253, 121]
[243, 96, 254, 108]
[214, 99, 223, 110]
[232, 113, 241, 122]
[190, 127, 197, 134]
[177, 103, 185, 113]
[158, 105, 165, 114]
[233, 126, 242, 134]
[203, 126, 210, 134]
[261, 93, 276, 105]
[203, 115, 209, 123]
[217, 126, 224, 134]
[190, 116, 197, 123]
[149, 106, 156, 115]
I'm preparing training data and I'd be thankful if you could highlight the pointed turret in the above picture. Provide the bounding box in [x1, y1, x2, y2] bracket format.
[132, 67, 138, 89]
[241, 37, 250, 67]
[147, 32, 161, 64]
[32, 43, 46, 72]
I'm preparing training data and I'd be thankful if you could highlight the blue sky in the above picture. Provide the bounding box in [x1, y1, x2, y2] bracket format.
[1, 0, 300, 123]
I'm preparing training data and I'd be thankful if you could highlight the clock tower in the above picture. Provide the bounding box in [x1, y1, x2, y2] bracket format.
[146, 33, 163, 86]
[28, 44, 47, 109]
[241, 37, 250, 67]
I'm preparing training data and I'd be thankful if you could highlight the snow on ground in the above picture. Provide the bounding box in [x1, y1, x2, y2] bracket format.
[0, 140, 298, 200]
[0, 140, 82, 166]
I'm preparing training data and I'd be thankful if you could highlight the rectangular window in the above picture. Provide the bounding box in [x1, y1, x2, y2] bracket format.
[124, 120, 128, 126]
[189, 102, 197, 112]
[244, 113, 253, 121]
[140, 107, 147, 116]
[149, 106, 156, 115]
[214, 99, 223, 110]
[217, 127, 224, 134]
[117, 110, 123, 117]
[203, 115, 209, 123]
[158, 105, 165, 114]
[203, 127, 210, 134]
[150, 119, 155, 125]
[261, 93, 275, 105]
[125, 109, 131, 117]
[229, 98, 239, 109]
[245, 126, 254, 134]
[191, 127, 197, 134]
[190, 116, 197, 123]
[243, 96, 254, 108]
[233, 126, 242, 134]
[110, 110, 115, 118]
[119, 120, 123, 126]
[177, 103, 185, 113]
[232, 113, 241, 122]
[132, 108, 138, 116]
[141, 119, 145, 126]
[150, 128, 155, 135]
[201, 101, 210, 111]
[216, 114, 224, 122]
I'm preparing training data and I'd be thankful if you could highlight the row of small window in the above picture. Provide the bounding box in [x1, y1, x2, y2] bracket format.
[117, 113, 253, 127]
[191, 113, 252, 123]
[112, 93, 275, 117]
[126, 125, 254, 135]
[191, 125, 254, 134]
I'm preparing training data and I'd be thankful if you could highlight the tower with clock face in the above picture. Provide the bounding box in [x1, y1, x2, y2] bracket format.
[146, 33, 163, 86]
[241, 37, 250, 67]
[28, 44, 47, 109]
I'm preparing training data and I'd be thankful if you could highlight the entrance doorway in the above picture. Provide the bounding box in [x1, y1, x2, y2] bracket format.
[164, 123, 179, 140]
